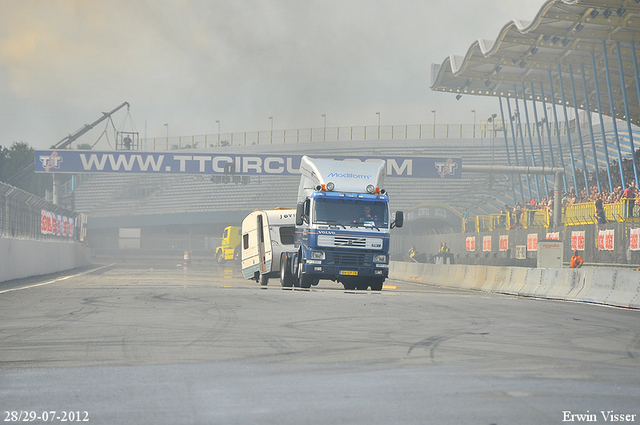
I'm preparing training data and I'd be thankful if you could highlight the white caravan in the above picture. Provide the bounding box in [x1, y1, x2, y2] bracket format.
[241, 208, 297, 286]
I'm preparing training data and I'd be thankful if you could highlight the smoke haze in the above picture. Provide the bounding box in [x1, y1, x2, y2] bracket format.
[0, 0, 544, 149]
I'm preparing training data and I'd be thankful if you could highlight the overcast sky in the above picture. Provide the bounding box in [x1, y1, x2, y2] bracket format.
[0, 0, 546, 150]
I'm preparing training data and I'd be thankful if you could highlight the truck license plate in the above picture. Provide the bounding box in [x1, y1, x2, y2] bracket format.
[340, 270, 358, 276]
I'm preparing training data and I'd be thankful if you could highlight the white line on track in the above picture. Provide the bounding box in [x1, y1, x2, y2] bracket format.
[0, 265, 113, 295]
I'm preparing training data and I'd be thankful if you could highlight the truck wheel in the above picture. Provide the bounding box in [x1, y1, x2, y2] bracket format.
[280, 254, 294, 288]
[370, 278, 384, 291]
[299, 274, 312, 289]
[216, 250, 224, 264]
[297, 261, 312, 289]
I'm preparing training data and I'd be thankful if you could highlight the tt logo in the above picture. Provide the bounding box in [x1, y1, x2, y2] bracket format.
[39, 152, 63, 171]
[435, 158, 458, 178]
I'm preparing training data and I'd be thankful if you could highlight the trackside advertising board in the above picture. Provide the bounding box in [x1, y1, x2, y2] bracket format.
[41, 210, 75, 238]
[35, 151, 462, 179]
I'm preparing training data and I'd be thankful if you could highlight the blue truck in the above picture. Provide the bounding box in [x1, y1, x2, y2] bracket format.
[281, 156, 403, 290]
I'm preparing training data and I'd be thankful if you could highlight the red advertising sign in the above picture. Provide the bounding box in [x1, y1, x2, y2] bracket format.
[41, 210, 74, 238]
[598, 229, 614, 251]
[630, 228, 640, 251]
[466, 236, 476, 251]
[527, 233, 538, 251]
[571, 230, 585, 250]
[483, 235, 492, 252]
[499, 235, 508, 251]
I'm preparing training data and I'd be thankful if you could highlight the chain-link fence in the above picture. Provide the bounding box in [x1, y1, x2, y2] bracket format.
[0, 182, 85, 241]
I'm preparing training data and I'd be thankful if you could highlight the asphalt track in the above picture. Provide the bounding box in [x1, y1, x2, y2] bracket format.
[1, 261, 639, 425]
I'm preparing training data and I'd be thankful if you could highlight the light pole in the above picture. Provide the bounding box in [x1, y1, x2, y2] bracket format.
[431, 110, 436, 138]
[471, 109, 476, 139]
[488, 113, 497, 161]
[164, 123, 168, 150]
[322, 114, 326, 141]
[268, 116, 273, 144]
[216, 120, 220, 146]
[376, 111, 380, 139]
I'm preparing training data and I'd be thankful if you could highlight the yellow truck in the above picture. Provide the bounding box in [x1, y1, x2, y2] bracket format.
[215, 226, 241, 263]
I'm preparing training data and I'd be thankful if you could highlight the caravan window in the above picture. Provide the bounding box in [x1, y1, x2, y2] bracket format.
[243, 234, 249, 250]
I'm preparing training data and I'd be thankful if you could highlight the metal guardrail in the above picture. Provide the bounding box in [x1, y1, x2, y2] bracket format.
[138, 119, 575, 151]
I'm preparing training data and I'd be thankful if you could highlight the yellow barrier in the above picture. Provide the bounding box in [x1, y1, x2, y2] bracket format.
[471, 199, 640, 232]
[523, 209, 549, 229]
[475, 213, 511, 232]
[563, 203, 596, 225]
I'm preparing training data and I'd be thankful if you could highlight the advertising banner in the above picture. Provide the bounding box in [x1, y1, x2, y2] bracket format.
[499, 235, 508, 251]
[466, 236, 476, 251]
[630, 228, 640, 251]
[598, 229, 614, 251]
[483, 235, 492, 252]
[545, 232, 560, 240]
[41, 210, 74, 238]
[571, 231, 585, 250]
[35, 151, 462, 179]
[527, 233, 538, 251]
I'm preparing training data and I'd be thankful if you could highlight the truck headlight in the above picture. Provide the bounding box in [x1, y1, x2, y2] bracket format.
[311, 251, 325, 260]
[373, 254, 387, 263]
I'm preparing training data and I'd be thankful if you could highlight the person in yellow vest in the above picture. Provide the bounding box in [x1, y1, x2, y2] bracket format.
[408, 246, 416, 262]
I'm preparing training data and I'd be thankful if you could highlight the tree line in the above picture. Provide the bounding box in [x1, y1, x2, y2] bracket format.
[0, 142, 91, 198]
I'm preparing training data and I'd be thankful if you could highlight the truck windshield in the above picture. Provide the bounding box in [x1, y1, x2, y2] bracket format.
[313, 198, 389, 229]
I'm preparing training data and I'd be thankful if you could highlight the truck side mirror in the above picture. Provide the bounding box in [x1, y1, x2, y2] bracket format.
[296, 202, 305, 226]
[392, 211, 404, 228]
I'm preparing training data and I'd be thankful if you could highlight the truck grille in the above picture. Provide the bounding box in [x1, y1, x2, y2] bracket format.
[334, 236, 366, 248]
[331, 252, 367, 266]
[317, 234, 383, 250]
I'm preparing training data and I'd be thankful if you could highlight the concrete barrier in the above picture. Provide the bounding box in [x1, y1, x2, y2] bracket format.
[0, 239, 91, 283]
[579, 269, 616, 305]
[389, 261, 640, 309]
[604, 270, 640, 308]
[518, 267, 542, 297]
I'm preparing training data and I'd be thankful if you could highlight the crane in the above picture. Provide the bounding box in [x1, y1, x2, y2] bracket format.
[6, 102, 130, 186]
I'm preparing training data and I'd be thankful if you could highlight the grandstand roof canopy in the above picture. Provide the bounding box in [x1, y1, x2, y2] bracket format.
[430, 0, 640, 126]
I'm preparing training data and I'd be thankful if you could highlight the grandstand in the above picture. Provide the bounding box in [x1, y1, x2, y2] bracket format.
[72, 120, 636, 216]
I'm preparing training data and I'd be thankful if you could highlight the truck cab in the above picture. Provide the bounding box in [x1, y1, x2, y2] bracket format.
[291, 156, 403, 290]
[215, 226, 241, 263]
